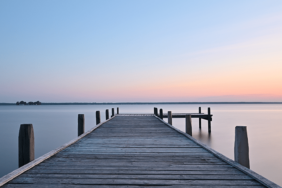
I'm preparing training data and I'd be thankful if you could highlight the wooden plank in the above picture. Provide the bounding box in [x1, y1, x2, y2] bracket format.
[1, 114, 277, 188]
[0, 116, 117, 187]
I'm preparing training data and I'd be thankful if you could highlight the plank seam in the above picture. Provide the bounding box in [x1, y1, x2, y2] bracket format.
[0, 115, 117, 187]
[153, 115, 281, 188]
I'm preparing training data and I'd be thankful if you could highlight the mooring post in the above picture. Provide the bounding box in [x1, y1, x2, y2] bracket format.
[117, 107, 119, 114]
[154, 107, 158, 116]
[185, 115, 192, 136]
[105, 109, 109, 120]
[168, 111, 172, 125]
[111, 108, 114, 117]
[235, 126, 250, 169]
[159, 109, 163, 119]
[18, 124, 34, 167]
[208, 107, 211, 133]
[96, 111, 101, 125]
[199, 107, 202, 129]
[78, 114, 85, 136]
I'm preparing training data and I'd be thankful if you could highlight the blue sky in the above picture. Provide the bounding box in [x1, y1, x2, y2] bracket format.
[1, 0, 282, 102]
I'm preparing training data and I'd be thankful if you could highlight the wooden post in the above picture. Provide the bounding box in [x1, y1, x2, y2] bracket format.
[105, 109, 109, 120]
[168, 111, 172, 125]
[111, 108, 114, 117]
[96, 111, 100, 125]
[154, 107, 158, 116]
[235, 126, 250, 169]
[185, 115, 192, 136]
[159, 109, 163, 119]
[18, 124, 34, 167]
[78, 114, 85, 136]
[199, 107, 202, 129]
[208, 107, 211, 133]
[117, 107, 119, 114]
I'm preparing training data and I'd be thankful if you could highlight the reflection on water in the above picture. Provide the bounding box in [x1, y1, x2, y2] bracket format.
[193, 129, 212, 147]
[0, 104, 282, 186]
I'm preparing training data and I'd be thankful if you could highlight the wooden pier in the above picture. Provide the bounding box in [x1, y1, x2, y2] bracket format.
[0, 114, 280, 187]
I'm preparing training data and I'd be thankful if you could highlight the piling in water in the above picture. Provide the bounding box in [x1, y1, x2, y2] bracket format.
[78, 114, 85, 136]
[18, 124, 34, 167]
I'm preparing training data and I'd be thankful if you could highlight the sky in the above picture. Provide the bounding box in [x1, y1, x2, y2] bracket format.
[1, 0, 282, 102]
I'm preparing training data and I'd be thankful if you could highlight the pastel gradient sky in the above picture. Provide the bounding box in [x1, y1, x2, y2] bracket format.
[1, 0, 282, 102]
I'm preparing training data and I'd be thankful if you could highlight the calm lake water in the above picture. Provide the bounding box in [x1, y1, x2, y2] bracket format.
[0, 104, 282, 185]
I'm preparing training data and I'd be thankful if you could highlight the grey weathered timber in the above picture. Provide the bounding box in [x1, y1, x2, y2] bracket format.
[154, 107, 158, 116]
[185, 115, 192, 136]
[111, 108, 114, 117]
[117, 107, 119, 114]
[78, 114, 85, 136]
[159, 109, 163, 119]
[168, 111, 172, 125]
[96, 111, 100, 125]
[199, 107, 201, 129]
[105, 109, 109, 120]
[208, 107, 211, 133]
[235, 126, 250, 169]
[18, 124, 34, 167]
[1, 115, 279, 188]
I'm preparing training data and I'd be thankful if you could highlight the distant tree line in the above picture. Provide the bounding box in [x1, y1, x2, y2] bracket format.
[16, 101, 41, 105]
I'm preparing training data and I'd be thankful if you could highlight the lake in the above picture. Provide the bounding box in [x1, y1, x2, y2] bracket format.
[0, 104, 282, 185]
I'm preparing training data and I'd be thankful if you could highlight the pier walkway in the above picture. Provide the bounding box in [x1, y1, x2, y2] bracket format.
[0, 115, 279, 187]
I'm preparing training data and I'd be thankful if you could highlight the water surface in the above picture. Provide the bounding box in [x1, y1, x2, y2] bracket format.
[0, 104, 281, 185]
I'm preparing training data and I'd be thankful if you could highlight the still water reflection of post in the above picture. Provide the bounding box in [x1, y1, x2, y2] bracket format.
[193, 129, 212, 147]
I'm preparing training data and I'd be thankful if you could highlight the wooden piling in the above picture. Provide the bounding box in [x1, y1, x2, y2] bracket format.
[199, 107, 202, 129]
[105, 109, 109, 120]
[78, 114, 85, 136]
[168, 111, 172, 125]
[117, 107, 119, 114]
[111, 108, 114, 117]
[154, 107, 158, 116]
[18, 124, 34, 167]
[159, 109, 163, 119]
[208, 107, 211, 133]
[96, 111, 100, 125]
[185, 115, 192, 136]
[235, 126, 250, 169]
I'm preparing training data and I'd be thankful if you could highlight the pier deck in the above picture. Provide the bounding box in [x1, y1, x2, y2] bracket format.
[0, 115, 279, 187]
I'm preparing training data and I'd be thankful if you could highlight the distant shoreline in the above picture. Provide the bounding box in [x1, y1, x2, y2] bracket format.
[1, 102, 282, 105]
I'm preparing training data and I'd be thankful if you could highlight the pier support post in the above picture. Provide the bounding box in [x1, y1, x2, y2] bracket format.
[159, 109, 163, 119]
[105, 109, 109, 120]
[154, 107, 158, 116]
[168, 111, 172, 125]
[208, 107, 211, 133]
[18, 124, 34, 167]
[235, 126, 250, 169]
[78, 114, 85, 136]
[96, 111, 101, 125]
[185, 115, 192, 136]
[112, 108, 114, 117]
[117, 107, 119, 114]
[199, 107, 202, 129]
